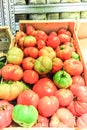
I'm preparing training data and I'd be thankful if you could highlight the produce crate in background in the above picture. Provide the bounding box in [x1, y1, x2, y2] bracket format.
[19, 20, 87, 86]
[0, 26, 14, 56]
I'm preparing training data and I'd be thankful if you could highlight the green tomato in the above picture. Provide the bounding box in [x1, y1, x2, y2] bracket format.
[71, 52, 80, 60]
[7, 47, 24, 65]
[34, 56, 52, 74]
[53, 70, 72, 89]
[12, 105, 38, 127]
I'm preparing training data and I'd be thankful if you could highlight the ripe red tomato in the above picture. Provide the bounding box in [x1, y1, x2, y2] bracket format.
[64, 42, 75, 52]
[26, 25, 35, 35]
[33, 78, 57, 98]
[47, 35, 60, 49]
[58, 28, 71, 37]
[0, 100, 14, 129]
[22, 57, 35, 70]
[63, 59, 83, 76]
[17, 89, 39, 108]
[49, 31, 57, 37]
[55, 89, 73, 107]
[49, 108, 75, 128]
[76, 113, 87, 128]
[35, 30, 48, 42]
[58, 33, 71, 43]
[51, 57, 63, 73]
[68, 84, 87, 116]
[38, 46, 56, 60]
[37, 40, 46, 49]
[70, 84, 87, 103]
[24, 47, 39, 59]
[1, 64, 23, 81]
[23, 35, 36, 47]
[72, 75, 85, 85]
[56, 44, 74, 61]
[37, 96, 59, 117]
[34, 115, 49, 127]
[58, 28, 67, 35]
[23, 70, 39, 84]
[15, 31, 26, 43]
[18, 36, 25, 48]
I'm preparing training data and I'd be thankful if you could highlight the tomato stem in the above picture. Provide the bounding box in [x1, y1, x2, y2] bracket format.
[0, 105, 7, 111]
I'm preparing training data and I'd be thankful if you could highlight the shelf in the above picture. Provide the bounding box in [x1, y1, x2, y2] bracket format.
[14, 2, 87, 14]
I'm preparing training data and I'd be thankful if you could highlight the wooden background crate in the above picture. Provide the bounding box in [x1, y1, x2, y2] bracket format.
[0, 26, 14, 56]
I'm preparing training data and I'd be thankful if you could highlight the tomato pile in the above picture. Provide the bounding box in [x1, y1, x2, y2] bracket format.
[0, 25, 87, 129]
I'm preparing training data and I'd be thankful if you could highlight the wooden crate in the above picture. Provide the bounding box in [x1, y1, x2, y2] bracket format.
[19, 20, 87, 85]
[0, 26, 14, 56]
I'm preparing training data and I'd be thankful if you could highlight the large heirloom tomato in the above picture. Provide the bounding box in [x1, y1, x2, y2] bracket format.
[35, 30, 48, 42]
[17, 89, 39, 108]
[63, 59, 83, 76]
[0, 100, 14, 129]
[72, 75, 85, 85]
[49, 108, 75, 128]
[58, 33, 71, 43]
[22, 57, 35, 70]
[26, 25, 35, 35]
[76, 113, 87, 128]
[47, 35, 60, 49]
[37, 96, 59, 117]
[24, 47, 39, 59]
[1, 64, 23, 81]
[56, 44, 74, 61]
[0, 81, 29, 101]
[37, 40, 46, 49]
[7, 46, 24, 65]
[67, 84, 87, 116]
[58, 28, 71, 37]
[55, 89, 73, 107]
[34, 56, 52, 74]
[33, 78, 57, 98]
[12, 105, 38, 127]
[39, 46, 56, 60]
[23, 35, 37, 47]
[23, 70, 39, 84]
[15, 31, 26, 43]
[34, 115, 49, 127]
